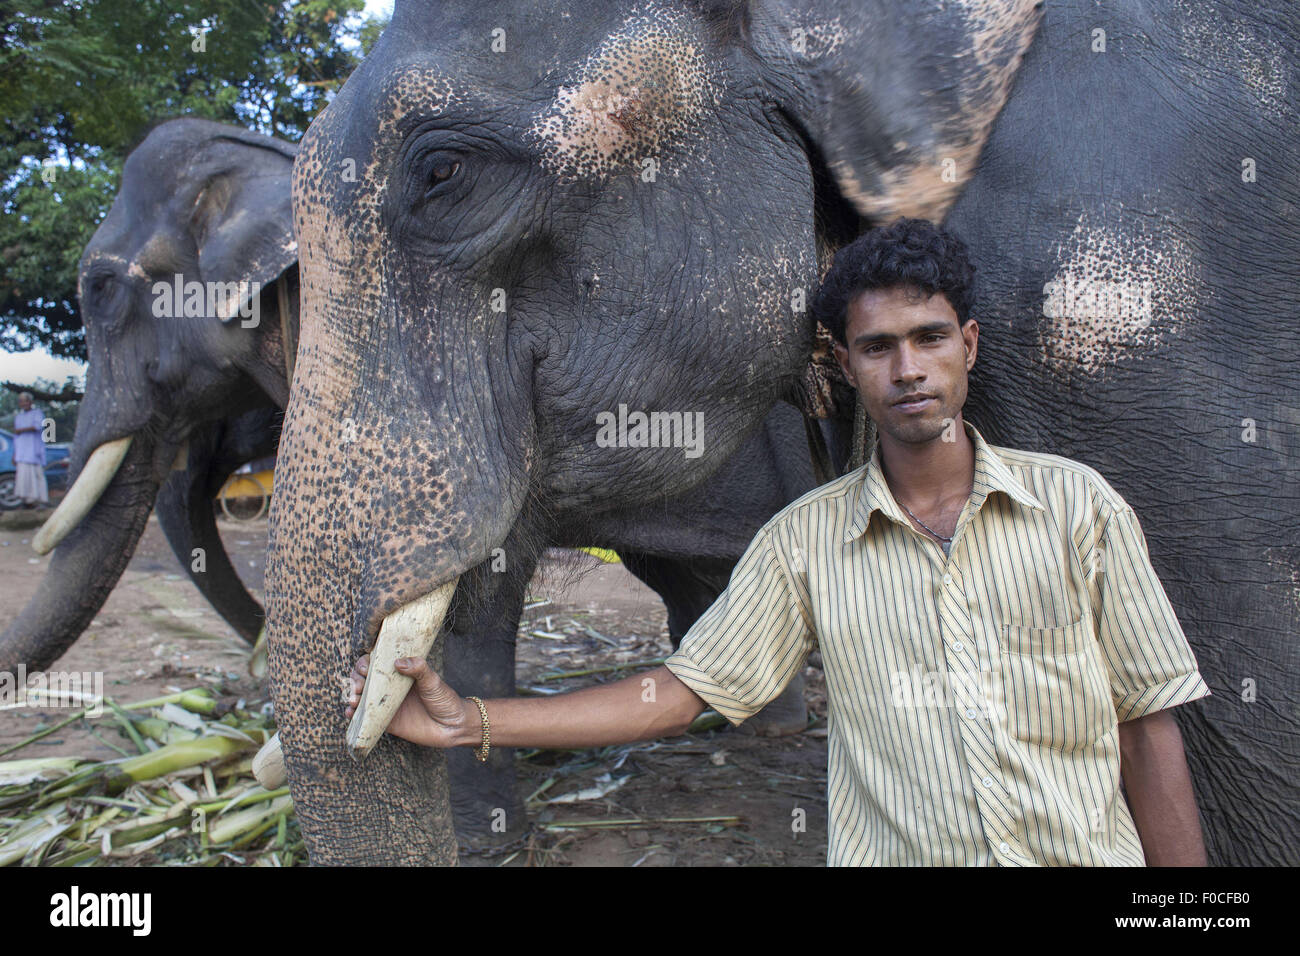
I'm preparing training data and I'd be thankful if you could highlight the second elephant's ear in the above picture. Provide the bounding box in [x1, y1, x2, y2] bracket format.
[727, 0, 1043, 224]
[185, 127, 299, 321]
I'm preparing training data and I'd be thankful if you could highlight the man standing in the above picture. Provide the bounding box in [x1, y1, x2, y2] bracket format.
[12, 392, 48, 509]
[344, 218, 1211, 866]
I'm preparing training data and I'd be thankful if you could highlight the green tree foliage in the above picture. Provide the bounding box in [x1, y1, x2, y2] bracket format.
[0, 0, 386, 361]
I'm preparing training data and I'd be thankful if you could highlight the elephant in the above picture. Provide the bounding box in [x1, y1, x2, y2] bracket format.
[157, 405, 285, 646]
[269, 0, 1298, 866]
[264, 0, 1046, 864]
[2, 116, 832, 843]
[943, 1, 1299, 865]
[0, 118, 300, 675]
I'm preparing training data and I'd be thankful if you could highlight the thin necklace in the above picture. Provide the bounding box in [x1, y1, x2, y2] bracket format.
[880, 451, 970, 546]
[899, 501, 953, 544]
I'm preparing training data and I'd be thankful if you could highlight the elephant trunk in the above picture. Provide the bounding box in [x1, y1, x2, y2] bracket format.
[154, 463, 263, 645]
[0, 434, 174, 673]
[268, 87, 538, 861]
[253, 579, 459, 786]
[263, 321, 532, 863]
[154, 412, 282, 646]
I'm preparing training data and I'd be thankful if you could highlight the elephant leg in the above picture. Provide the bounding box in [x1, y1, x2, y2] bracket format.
[442, 553, 537, 851]
[622, 551, 808, 735]
[741, 669, 809, 736]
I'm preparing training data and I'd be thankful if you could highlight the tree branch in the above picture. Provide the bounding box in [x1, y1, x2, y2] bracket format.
[1, 381, 83, 402]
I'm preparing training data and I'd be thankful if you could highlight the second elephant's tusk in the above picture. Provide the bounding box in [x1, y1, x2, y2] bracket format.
[347, 579, 459, 760]
[248, 626, 268, 679]
[32, 436, 133, 555]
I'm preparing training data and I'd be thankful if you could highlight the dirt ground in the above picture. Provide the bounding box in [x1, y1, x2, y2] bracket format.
[0, 500, 829, 866]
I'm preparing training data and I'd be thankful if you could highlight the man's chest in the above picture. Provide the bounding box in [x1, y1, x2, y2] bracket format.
[799, 510, 1112, 751]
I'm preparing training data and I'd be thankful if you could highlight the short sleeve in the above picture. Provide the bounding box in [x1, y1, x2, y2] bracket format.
[1093, 505, 1211, 722]
[665, 526, 814, 726]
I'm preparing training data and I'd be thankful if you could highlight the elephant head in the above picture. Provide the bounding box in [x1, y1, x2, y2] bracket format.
[266, 0, 1042, 863]
[0, 119, 298, 673]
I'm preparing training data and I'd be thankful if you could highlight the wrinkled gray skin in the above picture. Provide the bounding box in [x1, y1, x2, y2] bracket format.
[0, 119, 299, 674]
[948, 0, 1300, 864]
[0, 117, 823, 844]
[268, 0, 1042, 864]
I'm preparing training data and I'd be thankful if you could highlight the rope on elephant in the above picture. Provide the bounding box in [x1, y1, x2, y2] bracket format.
[847, 403, 873, 474]
[802, 413, 836, 486]
[802, 400, 871, 483]
[276, 273, 297, 383]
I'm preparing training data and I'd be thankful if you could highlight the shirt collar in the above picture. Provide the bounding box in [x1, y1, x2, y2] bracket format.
[843, 420, 1044, 543]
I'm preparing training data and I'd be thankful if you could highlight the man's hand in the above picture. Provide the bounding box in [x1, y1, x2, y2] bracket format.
[344, 655, 479, 749]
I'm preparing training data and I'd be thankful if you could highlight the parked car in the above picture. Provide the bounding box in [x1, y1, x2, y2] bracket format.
[0, 428, 72, 509]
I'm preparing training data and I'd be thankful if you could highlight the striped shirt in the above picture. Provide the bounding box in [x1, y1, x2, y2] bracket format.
[665, 421, 1210, 866]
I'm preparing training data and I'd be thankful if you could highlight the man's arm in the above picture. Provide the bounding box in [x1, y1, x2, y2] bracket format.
[1087, 499, 1211, 864]
[1118, 707, 1207, 866]
[348, 524, 811, 752]
[345, 656, 709, 751]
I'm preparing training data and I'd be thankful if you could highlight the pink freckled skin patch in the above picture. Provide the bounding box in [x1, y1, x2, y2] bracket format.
[1039, 211, 1200, 374]
[527, 4, 719, 182]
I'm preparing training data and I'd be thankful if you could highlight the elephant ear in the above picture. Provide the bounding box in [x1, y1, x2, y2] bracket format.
[722, 0, 1043, 224]
[184, 127, 299, 322]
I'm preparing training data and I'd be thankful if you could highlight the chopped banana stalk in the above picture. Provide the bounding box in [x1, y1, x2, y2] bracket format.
[252, 732, 287, 789]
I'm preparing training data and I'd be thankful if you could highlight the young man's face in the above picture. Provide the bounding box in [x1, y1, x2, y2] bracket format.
[832, 286, 979, 446]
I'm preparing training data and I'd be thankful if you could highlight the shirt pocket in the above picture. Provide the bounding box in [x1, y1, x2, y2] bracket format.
[1001, 619, 1089, 656]
[998, 617, 1113, 753]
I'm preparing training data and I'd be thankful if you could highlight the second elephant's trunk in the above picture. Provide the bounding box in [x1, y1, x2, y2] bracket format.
[0, 435, 172, 673]
[154, 410, 283, 646]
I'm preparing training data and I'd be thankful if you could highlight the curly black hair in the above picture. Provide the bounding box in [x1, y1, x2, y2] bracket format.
[812, 218, 976, 345]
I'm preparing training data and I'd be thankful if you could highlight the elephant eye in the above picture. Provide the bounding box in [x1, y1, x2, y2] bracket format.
[83, 269, 128, 327]
[425, 158, 461, 197]
[87, 271, 118, 307]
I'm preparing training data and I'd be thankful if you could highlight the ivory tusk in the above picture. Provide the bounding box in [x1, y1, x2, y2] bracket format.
[32, 436, 133, 555]
[347, 579, 459, 760]
[252, 731, 287, 789]
[247, 579, 459, 781]
[170, 441, 189, 471]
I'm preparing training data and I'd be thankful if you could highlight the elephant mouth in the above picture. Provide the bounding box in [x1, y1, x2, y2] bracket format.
[254, 578, 460, 786]
[33, 437, 135, 555]
[32, 434, 191, 555]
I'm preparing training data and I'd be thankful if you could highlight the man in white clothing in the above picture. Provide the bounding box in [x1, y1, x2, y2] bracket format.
[12, 392, 48, 508]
